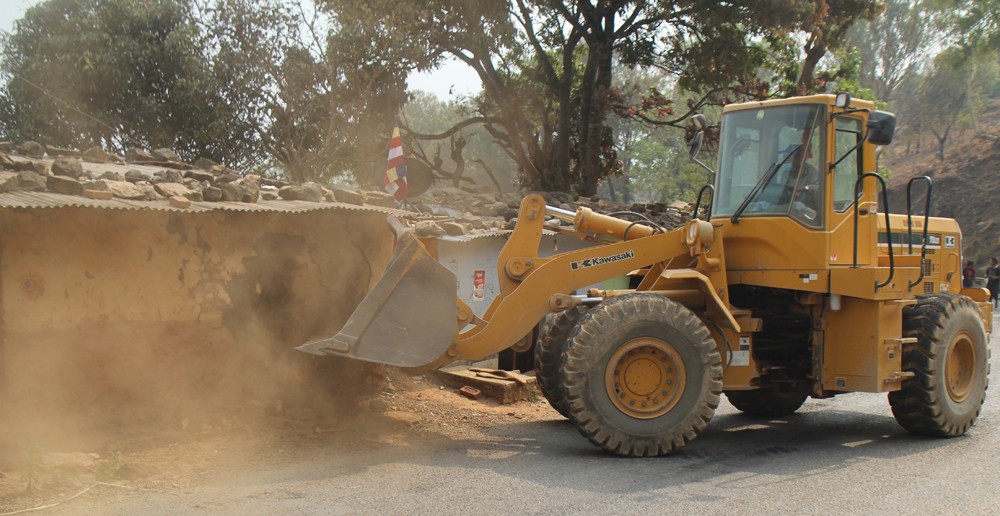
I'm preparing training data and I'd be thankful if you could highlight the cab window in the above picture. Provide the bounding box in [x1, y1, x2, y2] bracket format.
[833, 117, 863, 212]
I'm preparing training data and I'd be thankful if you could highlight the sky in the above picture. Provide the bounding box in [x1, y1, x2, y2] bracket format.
[1, 0, 39, 35]
[0, 0, 481, 100]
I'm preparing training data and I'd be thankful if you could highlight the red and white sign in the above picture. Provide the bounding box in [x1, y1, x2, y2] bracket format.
[472, 270, 486, 301]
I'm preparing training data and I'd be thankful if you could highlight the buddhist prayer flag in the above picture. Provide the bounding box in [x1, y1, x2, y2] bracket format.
[384, 126, 408, 200]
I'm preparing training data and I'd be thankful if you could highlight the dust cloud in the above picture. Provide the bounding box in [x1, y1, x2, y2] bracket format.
[0, 205, 399, 493]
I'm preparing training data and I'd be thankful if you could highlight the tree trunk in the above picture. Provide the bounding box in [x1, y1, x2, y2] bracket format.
[551, 37, 578, 191]
[931, 126, 950, 161]
[578, 11, 615, 197]
[797, 43, 827, 94]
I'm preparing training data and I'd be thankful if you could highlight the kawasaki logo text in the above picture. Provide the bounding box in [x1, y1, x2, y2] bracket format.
[570, 250, 635, 270]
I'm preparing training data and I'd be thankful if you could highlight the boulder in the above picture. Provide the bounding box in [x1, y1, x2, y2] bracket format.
[220, 182, 242, 202]
[46, 145, 80, 157]
[0, 171, 19, 192]
[0, 141, 13, 152]
[47, 174, 83, 196]
[279, 183, 323, 202]
[137, 182, 158, 200]
[0, 152, 15, 171]
[332, 187, 365, 206]
[237, 178, 260, 203]
[82, 189, 113, 200]
[151, 148, 181, 162]
[51, 157, 84, 179]
[261, 189, 279, 201]
[193, 157, 219, 170]
[169, 195, 191, 209]
[670, 199, 690, 211]
[365, 190, 396, 208]
[125, 148, 155, 164]
[16, 141, 45, 158]
[124, 170, 147, 183]
[88, 179, 147, 200]
[203, 186, 223, 202]
[440, 221, 469, 236]
[152, 169, 184, 184]
[16, 171, 47, 191]
[0, 154, 38, 173]
[99, 171, 124, 181]
[414, 221, 446, 238]
[185, 169, 215, 183]
[215, 171, 240, 184]
[458, 212, 486, 229]
[82, 146, 116, 163]
[154, 182, 202, 201]
[260, 177, 287, 188]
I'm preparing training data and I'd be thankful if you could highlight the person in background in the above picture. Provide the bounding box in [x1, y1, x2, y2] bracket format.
[963, 260, 976, 288]
[987, 258, 1000, 308]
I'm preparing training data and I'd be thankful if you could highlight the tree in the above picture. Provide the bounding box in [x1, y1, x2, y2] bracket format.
[914, 48, 972, 160]
[332, 0, 821, 196]
[846, 0, 937, 101]
[0, 0, 252, 165]
[764, 0, 885, 95]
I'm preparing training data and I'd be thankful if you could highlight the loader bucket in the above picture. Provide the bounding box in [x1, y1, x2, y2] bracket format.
[296, 217, 458, 367]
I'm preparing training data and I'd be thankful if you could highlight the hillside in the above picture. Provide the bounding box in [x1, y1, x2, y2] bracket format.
[885, 95, 1000, 268]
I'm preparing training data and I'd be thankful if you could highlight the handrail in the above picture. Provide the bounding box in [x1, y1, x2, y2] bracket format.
[693, 184, 715, 220]
[853, 172, 894, 290]
[906, 176, 933, 289]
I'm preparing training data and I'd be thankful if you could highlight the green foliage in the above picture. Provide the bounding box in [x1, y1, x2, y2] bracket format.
[845, 0, 937, 102]
[4, 0, 968, 196]
[0, 0, 247, 165]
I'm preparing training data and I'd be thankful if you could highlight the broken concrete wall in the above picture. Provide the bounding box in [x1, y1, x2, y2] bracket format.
[0, 206, 394, 441]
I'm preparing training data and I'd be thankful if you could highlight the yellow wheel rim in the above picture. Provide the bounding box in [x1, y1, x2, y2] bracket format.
[946, 331, 976, 403]
[605, 338, 686, 419]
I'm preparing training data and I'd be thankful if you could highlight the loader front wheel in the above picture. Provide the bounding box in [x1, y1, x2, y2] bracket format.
[561, 294, 722, 457]
[534, 306, 588, 419]
[725, 389, 809, 417]
[888, 294, 990, 437]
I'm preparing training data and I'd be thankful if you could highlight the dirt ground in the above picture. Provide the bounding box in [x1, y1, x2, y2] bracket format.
[0, 369, 555, 514]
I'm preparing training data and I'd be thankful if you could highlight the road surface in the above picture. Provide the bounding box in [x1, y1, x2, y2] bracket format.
[51, 316, 1000, 515]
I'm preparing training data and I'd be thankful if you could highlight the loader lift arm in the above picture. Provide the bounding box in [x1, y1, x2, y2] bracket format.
[298, 194, 735, 369]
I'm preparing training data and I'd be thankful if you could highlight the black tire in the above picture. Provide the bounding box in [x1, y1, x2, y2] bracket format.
[888, 294, 990, 437]
[534, 306, 588, 419]
[725, 389, 809, 417]
[560, 294, 723, 457]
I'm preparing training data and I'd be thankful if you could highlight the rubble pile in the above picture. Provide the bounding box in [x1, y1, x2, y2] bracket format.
[405, 185, 690, 238]
[0, 140, 692, 237]
[0, 141, 389, 208]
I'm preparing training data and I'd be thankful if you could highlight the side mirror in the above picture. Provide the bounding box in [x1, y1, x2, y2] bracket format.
[691, 113, 707, 131]
[866, 110, 896, 146]
[688, 131, 704, 160]
[835, 92, 852, 109]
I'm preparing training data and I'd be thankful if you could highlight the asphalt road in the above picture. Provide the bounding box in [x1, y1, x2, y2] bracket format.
[63, 317, 999, 515]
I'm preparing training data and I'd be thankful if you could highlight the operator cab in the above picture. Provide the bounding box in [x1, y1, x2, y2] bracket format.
[689, 93, 897, 273]
[691, 94, 895, 233]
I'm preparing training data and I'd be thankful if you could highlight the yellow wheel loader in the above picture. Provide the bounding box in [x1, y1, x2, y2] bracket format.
[299, 93, 991, 457]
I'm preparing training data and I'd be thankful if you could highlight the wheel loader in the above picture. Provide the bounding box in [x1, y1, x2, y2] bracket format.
[299, 93, 992, 457]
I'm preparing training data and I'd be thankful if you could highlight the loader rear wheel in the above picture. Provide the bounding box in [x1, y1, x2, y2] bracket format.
[534, 306, 588, 419]
[561, 294, 722, 457]
[725, 389, 808, 417]
[888, 294, 990, 437]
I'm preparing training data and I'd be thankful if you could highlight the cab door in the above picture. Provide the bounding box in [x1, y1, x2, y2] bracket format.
[827, 115, 872, 266]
